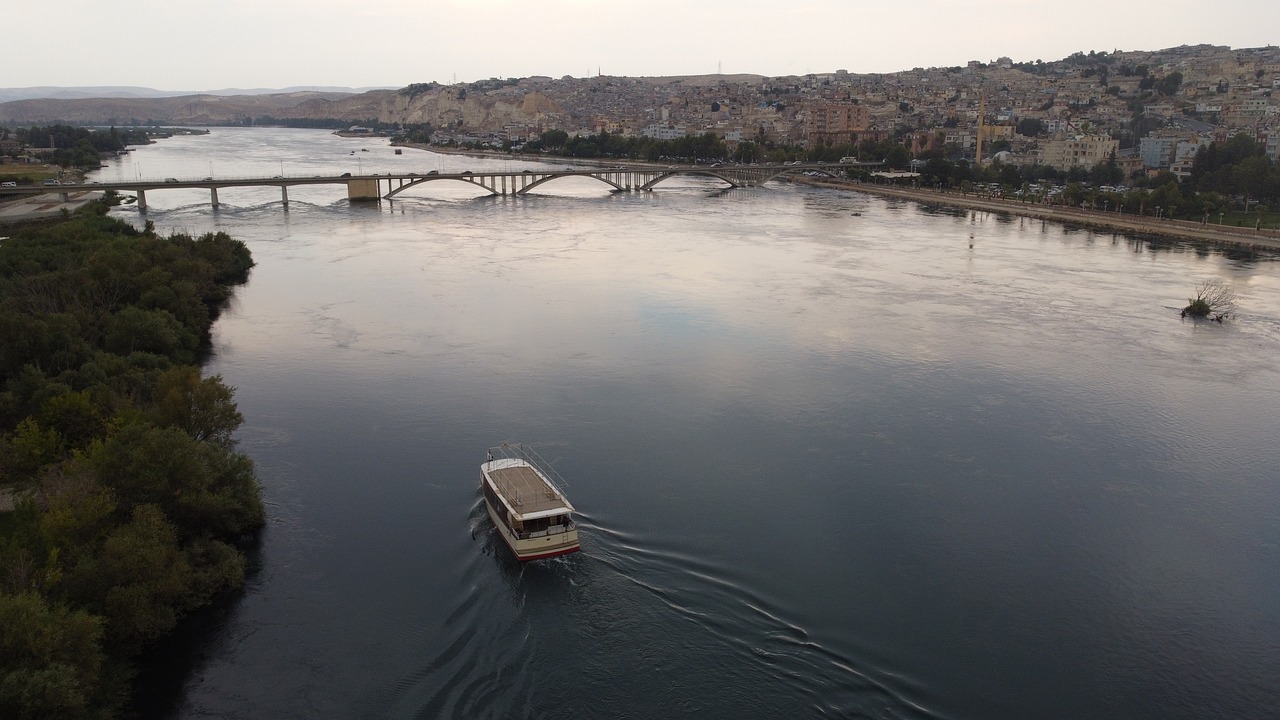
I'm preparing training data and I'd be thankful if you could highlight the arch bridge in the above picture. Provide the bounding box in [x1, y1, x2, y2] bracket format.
[380, 163, 872, 199]
[4, 162, 881, 212]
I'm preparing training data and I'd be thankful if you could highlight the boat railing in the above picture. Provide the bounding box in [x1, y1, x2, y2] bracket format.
[488, 442, 572, 499]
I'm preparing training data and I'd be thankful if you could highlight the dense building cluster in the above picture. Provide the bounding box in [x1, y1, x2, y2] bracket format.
[428, 44, 1279, 176]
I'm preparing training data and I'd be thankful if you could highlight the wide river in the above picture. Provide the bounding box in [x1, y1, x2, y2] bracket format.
[94, 128, 1279, 719]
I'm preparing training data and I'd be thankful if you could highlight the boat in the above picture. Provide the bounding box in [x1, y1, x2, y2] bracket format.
[480, 444, 580, 560]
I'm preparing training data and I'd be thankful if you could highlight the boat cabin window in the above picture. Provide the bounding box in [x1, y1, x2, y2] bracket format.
[516, 514, 572, 535]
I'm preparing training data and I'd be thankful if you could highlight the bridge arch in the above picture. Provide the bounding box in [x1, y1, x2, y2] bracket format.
[384, 176, 497, 198]
[639, 170, 741, 191]
[516, 173, 624, 195]
[639, 168, 783, 191]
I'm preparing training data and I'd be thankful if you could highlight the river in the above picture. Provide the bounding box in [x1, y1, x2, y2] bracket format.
[93, 127, 1280, 719]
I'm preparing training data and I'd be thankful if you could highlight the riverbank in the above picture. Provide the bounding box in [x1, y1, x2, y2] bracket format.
[812, 179, 1280, 252]
[0, 189, 105, 224]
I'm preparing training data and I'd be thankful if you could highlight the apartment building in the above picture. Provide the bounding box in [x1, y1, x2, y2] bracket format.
[1039, 135, 1119, 171]
[805, 102, 870, 147]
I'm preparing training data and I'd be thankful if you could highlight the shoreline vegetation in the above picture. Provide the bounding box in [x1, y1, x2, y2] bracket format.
[397, 140, 1280, 251]
[810, 180, 1280, 251]
[0, 200, 264, 719]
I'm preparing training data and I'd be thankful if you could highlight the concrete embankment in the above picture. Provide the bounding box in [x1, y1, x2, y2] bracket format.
[809, 180, 1280, 252]
[0, 190, 105, 225]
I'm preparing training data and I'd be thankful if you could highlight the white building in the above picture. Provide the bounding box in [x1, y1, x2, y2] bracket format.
[641, 124, 688, 140]
[1039, 135, 1118, 171]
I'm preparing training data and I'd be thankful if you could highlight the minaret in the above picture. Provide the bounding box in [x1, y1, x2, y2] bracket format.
[975, 92, 985, 165]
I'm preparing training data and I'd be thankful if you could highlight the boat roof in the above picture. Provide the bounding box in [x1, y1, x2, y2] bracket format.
[483, 459, 575, 521]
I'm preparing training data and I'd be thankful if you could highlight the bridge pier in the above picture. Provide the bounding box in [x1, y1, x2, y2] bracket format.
[346, 178, 379, 201]
[280, 185, 288, 207]
[136, 190, 147, 213]
[210, 188, 219, 208]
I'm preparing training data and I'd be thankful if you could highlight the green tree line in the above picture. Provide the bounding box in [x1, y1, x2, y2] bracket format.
[424, 123, 1277, 220]
[0, 204, 264, 719]
[508, 129, 916, 168]
[908, 132, 1279, 220]
[6, 126, 150, 169]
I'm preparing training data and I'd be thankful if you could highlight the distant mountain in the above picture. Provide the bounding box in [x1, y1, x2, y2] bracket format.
[0, 86, 394, 103]
[0, 91, 392, 125]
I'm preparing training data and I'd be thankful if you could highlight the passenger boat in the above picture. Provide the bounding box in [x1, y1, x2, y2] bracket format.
[480, 444, 580, 561]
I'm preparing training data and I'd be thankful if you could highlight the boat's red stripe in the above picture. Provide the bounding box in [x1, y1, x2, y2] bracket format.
[518, 545, 581, 561]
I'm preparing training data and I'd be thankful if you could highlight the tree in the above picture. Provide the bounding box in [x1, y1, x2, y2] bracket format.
[539, 130, 568, 149]
[732, 141, 762, 164]
[65, 504, 192, 653]
[1183, 279, 1237, 320]
[1150, 181, 1183, 217]
[1089, 151, 1123, 185]
[102, 307, 197, 363]
[1063, 182, 1087, 207]
[1016, 118, 1044, 137]
[1155, 72, 1183, 97]
[151, 368, 243, 447]
[0, 592, 105, 720]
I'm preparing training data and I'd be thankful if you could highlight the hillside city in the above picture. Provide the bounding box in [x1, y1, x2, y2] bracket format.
[413, 44, 1280, 179]
[2, 43, 1279, 222]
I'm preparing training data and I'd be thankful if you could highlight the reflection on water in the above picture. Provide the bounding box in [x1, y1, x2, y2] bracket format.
[101, 129, 1280, 720]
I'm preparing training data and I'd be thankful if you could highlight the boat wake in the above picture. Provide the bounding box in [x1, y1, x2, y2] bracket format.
[374, 499, 944, 719]
[582, 519, 944, 719]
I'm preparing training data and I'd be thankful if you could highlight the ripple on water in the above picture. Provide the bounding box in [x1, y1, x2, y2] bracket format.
[374, 501, 943, 719]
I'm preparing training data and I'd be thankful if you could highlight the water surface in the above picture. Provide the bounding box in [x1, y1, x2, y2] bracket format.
[98, 128, 1280, 719]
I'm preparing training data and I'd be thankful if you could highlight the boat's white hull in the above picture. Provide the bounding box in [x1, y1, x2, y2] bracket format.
[482, 493, 580, 561]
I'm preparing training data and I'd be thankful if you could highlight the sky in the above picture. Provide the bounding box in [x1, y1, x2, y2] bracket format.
[5, 0, 1279, 91]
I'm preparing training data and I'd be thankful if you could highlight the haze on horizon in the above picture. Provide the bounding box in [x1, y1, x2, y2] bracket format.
[4, 0, 1278, 92]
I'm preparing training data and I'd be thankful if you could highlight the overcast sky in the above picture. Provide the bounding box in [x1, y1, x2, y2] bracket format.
[5, 0, 1278, 91]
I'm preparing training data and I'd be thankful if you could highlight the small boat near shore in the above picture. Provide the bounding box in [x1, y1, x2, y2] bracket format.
[480, 444, 580, 561]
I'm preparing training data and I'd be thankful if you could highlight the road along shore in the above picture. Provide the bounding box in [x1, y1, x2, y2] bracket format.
[802, 179, 1280, 252]
[0, 190, 105, 225]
